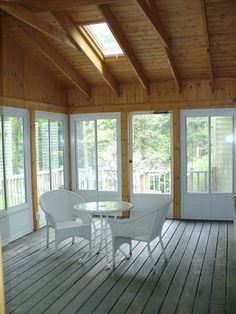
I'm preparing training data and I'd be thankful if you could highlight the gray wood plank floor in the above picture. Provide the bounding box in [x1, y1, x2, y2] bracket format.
[2, 220, 236, 314]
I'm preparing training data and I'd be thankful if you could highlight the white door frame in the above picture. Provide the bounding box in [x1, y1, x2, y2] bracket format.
[129, 111, 173, 215]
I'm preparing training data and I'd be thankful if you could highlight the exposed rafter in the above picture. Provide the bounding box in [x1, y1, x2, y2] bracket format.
[200, 0, 214, 92]
[0, 0, 118, 11]
[99, 4, 150, 94]
[164, 47, 182, 93]
[137, 0, 181, 92]
[53, 11, 120, 95]
[13, 20, 91, 97]
[0, 3, 79, 50]
[136, 0, 170, 49]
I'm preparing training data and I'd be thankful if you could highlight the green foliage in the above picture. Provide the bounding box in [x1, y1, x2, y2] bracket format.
[132, 114, 171, 170]
[187, 117, 208, 170]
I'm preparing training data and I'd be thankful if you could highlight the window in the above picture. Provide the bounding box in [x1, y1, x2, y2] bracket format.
[71, 113, 121, 199]
[83, 22, 123, 57]
[186, 116, 233, 193]
[0, 110, 28, 210]
[76, 117, 118, 192]
[36, 116, 66, 199]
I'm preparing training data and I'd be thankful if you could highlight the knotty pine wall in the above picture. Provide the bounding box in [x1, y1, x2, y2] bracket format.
[68, 78, 236, 113]
[1, 32, 67, 111]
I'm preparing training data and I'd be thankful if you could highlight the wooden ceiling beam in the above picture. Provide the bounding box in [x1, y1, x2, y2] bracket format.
[13, 20, 91, 97]
[99, 4, 150, 94]
[0, 0, 118, 11]
[137, 0, 181, 92]
[0, 3, 79, 50]
[136, 0, 170, 49]
[53, 11, 120, 95]
[164, 46, 182, 93]
[200, 0, 214, 92]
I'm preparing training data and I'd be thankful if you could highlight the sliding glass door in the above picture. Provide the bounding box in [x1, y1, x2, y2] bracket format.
[71, 113, 121, 201]
[181, 109, 235, 220]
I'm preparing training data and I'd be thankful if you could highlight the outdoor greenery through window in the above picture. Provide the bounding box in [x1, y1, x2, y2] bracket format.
[132, 113, 172, 194]
[186, 116, 233, 193]
[84, 22, 123, 57]
[187, 117, 209, 192]
[36, 118, 65, 199]
[76, 118, 118, 191]
[0, 115, 26, 209]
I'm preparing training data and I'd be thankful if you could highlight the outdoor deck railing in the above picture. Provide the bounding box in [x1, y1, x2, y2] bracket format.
[1, 168, 212, 208]
[187, 170, 208, 192]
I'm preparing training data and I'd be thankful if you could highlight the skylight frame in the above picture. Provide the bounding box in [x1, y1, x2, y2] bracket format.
[82, 22, 124, 58]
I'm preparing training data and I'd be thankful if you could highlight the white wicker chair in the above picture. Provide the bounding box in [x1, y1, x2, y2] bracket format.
[39, 190, 92, 262]
[108, 199, 172, 272]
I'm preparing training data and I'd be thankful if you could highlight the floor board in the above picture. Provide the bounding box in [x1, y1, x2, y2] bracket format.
[3, 220, 236, 314]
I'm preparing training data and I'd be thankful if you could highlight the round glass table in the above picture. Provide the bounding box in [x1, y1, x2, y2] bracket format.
[73, 201, 133, 267]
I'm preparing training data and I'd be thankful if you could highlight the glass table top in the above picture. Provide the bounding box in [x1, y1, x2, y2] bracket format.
[73, 201, 133, 214]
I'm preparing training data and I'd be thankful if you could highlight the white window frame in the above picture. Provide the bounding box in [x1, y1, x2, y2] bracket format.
[35, 111, 69, 190]
[70, 112, 121, 198]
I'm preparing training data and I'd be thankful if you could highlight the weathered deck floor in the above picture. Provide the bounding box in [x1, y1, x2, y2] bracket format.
[2, 220, 236, 314]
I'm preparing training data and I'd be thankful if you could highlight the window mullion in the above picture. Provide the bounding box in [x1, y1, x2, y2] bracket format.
[75, 121, 79, 191]
[95, 120, 99, 196]
[48, 120, 52, 191]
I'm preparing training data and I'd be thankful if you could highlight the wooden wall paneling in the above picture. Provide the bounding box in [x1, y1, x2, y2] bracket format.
[29, 110, 39, 231]
[1, 31, 68, 107]
[14, 21, 91, 97]
[23, 53, 68, 106]
[2, 31, 24, 99]
[0, 96, 67, 113]
[173, 109, 180, 219]
[0, 18, 2, 96]
[0, 237, 5, 314]
[68, 78, 236, 112]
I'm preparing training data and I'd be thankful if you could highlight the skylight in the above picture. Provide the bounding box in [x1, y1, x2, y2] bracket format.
[84, 22, 123, 57]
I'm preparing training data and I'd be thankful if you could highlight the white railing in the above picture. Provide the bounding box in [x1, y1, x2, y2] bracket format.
[187, 170, 208, 192]
[1, 168, 212, 208]
[0, 168, 64, 208]
[133, 169, 171, 193]
[6, 174, 26, 207]
[78, 168, 117, 191]
[78, 167, 172, 194]
[37, 168, 64, 197]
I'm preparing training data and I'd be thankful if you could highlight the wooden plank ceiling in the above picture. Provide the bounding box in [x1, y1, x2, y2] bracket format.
[0, 0, 235, 95]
